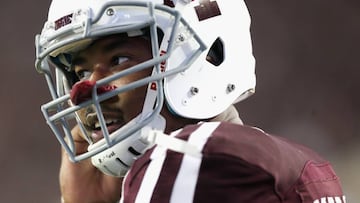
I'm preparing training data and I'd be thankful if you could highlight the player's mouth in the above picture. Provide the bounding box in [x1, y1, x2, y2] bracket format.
[91, 118, 124, 142]
[84, 108, 125, 143]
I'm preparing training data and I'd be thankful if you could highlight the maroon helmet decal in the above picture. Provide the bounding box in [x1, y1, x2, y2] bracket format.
[194, 0, 221, 21]
[55, 14, 73, 30]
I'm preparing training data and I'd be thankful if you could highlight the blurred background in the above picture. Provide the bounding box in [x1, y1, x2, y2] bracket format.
[0, 0, 358, 202]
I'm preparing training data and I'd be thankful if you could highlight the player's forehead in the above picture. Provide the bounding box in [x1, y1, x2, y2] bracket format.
[75, 33, 147, 57]
[81, 33, 131, 52]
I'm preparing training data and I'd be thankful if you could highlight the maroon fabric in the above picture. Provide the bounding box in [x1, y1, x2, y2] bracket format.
[122, 124, 201, 203]
[150, 152, 184, 202]
[122, 148, 153, 203]
[294, 161, 344, 202]
[122, 122, 345, 202]
[149, 124, 202, 202]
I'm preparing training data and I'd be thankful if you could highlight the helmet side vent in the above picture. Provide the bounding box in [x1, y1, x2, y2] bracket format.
[206, 37, 224, 66]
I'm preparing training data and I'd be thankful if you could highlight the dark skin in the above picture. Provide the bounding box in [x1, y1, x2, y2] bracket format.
[60, 34, 199, 203]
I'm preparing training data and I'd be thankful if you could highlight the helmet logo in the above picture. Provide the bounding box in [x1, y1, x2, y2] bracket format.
[195, 0, 221, 21]
[55, 14, 73, 30]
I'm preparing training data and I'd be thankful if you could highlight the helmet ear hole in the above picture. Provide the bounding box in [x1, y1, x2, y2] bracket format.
[206, 37, 224, 66]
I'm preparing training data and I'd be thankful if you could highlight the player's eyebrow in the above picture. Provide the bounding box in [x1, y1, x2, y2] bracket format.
[70, 39, 125, 66]
[70, 34, 134, 69]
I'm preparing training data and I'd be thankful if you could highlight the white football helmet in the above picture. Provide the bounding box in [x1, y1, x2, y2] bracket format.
[35, 0, 256, 177]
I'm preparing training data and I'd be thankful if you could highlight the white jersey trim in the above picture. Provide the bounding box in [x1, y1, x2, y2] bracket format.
[170, 122, 220, 203]
[313, 196, 346, 203]
[132, 122, 220, 203]
[133, 129, 182, 203]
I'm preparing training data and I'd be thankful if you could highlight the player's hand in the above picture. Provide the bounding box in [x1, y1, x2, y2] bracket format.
[59, 126, 123, 203]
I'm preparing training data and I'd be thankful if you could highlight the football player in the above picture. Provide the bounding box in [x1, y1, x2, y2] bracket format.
[35, 0, 346, 202]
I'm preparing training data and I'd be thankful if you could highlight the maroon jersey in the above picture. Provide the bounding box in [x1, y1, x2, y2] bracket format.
[121, 122, 345, 203]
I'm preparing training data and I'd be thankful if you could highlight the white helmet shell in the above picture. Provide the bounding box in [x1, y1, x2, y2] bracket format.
[163, 0, 255, 118]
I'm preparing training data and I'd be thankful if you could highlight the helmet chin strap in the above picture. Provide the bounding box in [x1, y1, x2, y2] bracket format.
[88, 68, 166, 177]
[88, 114, 165, 177]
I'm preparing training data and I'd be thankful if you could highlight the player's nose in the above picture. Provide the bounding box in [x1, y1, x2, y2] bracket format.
[89, 63, 112, 82]
[70, 80, 117, 105]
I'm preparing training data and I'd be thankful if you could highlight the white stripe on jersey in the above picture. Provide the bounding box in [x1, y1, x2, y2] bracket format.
[170, 122, 220, 203]
[313, 196, 346, 203]
[134, 129, 182, 203]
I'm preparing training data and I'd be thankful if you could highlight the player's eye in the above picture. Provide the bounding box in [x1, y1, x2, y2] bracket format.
[112, 56, 129, 67]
